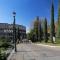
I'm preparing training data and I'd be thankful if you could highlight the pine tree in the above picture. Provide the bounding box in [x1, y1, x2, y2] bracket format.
[44, 18, 48, 43]
[50, 1, 55, 43]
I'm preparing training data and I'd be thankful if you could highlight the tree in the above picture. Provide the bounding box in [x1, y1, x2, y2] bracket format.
[39, 20, 43, 42]
[17, 27, 20, 40]
[50, 2, 55, 43]
[27, 33, 30, 40]
[17, 27, 20, 43]
[34, 16, 40, 41]
[34, 16, 42, 42]
[29, 29, 36, 42]
[57, 0, 60, 38]
[44, 18, 48, 43]
[29, 16, 43, 42]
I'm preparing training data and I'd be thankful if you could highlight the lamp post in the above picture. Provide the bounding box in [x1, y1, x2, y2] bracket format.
[13, 11, 17, 52]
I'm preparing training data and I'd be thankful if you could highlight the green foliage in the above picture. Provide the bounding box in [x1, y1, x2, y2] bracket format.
[0, 36, 14, 49]
[57, 1, 60, 37]
[50, 2, 55, 43]
[1, 42, 11, 49]
[44, 18, 48, 43]
[29, 29, 36, 42]
[28, 16, 43, 42]
[0, 37, 13, 60]
[34, 16, 43, 42]
[0, 48, 7, 60]
[34, 17, 39, 41]
[17, 27, 20, 40]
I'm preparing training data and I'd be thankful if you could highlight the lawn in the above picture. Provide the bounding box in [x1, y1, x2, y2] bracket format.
[34, 38, 60, 46]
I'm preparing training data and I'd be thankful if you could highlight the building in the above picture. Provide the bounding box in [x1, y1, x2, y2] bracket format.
[0, 23, 26, 41]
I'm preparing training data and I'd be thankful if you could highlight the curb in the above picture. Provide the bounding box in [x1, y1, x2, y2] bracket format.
[7, 49, 15, 60]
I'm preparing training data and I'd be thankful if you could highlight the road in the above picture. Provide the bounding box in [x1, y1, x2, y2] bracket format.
[10, 43, 60, 60]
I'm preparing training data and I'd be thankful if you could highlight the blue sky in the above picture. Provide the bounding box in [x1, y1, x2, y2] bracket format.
[0, 0, 58, 32]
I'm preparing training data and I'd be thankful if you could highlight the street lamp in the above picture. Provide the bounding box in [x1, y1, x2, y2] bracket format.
[13, 11, 17, 52]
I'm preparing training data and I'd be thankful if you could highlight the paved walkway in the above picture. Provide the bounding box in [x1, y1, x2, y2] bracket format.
[9, 43, 60, 60]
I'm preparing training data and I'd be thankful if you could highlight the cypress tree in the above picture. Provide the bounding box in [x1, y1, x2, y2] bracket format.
[39, 20, 42, 42]
[34, 16, 40, 41]
[44, 18, 48, 43]
[34, 16, 42, 42]
[50, 1, 55, 43]
[57, 0, 60, 37]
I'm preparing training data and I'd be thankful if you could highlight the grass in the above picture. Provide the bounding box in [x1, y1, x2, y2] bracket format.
[35, 38, 60, 46]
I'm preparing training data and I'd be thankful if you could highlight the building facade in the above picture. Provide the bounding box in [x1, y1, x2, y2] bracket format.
[0, 23, 26, 41]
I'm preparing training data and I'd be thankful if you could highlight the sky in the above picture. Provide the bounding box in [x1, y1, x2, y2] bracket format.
[0, 0, 59, 32]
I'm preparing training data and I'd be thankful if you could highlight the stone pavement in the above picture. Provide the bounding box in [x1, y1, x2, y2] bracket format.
[9, 43, 60, 60]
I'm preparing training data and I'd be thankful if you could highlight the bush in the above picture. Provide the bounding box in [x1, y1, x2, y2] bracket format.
[0, 49, 7, 60]
[0, 53, 7, 60]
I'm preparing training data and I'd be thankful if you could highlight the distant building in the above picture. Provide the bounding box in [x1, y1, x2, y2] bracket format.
[0, 23, 26, 40]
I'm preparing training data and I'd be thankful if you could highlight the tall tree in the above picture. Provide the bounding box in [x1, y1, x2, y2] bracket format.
[34, 16, 39, 41]
[39, 20, 43, 42]
[57, 0, 60, 37]
[50, 1, 55, 43]
[44, 18, 48, 43]
[34, 16, 42, 42]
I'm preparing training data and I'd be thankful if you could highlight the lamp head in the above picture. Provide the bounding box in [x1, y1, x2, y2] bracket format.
[13, 11, 16, 16]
